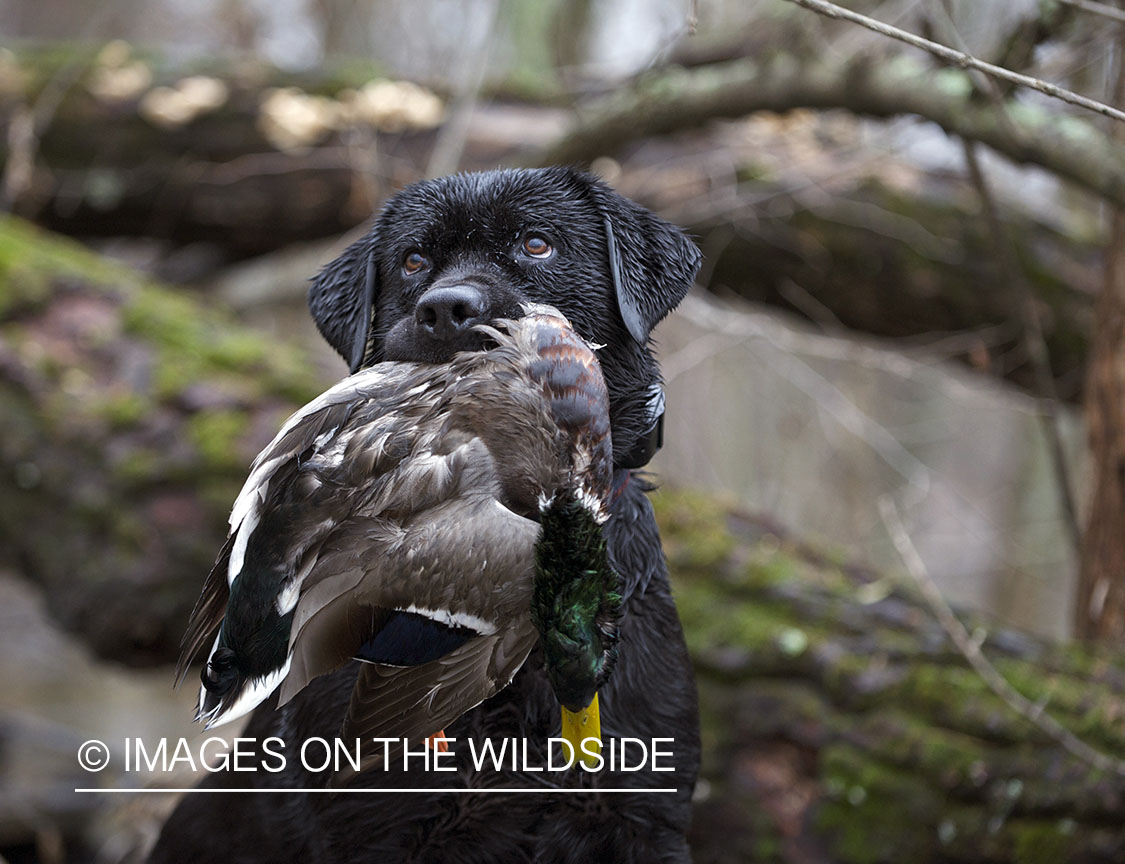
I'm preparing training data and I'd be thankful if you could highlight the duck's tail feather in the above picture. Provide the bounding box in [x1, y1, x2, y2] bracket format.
[196, 654, 292, 729]
[175, 534, 236, 689]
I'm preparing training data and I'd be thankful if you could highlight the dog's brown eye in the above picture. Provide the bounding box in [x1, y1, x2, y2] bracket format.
[522, 235, 552, 258]
[403, 251, 428, 274]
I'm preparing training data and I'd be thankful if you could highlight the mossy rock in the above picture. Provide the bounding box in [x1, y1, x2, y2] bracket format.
[0, 215, 321, 662]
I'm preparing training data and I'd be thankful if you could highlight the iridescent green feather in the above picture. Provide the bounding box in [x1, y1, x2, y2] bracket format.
[531, 490, 622, 720]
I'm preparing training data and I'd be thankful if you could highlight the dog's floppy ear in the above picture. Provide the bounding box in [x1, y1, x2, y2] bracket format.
[308, 230, 378, 373]
[585, 175, 701, 344]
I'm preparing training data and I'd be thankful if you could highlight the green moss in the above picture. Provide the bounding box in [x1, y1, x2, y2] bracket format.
[744, 550, 800, 587]
[122, 290, 209, 353]
[652, 487, 736, 574]
[652, 485, 1125, 862]
[673, 573, 804, 657]
[889, 660, 1125, 757]
[1011, 820, 1077, 864]
[113, 446, 163, 486]
[817, 743, 943, 864]
[140, 298, 264, 371]
[187, 409, 250, 472]
[98, 392, 151, 428]
[852, 709, 988, 784]
[122, 285, 318, 405]
[0, 216, 316, 409]
[0, 215, 123, 315]
[892, 663, 1028, 741]
[990, 657, 1125, 754]
[0, 254, 50, 317]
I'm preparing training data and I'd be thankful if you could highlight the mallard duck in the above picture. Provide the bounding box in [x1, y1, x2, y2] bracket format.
[175, 305, 621, 770]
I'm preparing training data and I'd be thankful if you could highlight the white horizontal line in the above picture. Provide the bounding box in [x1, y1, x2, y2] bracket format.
[76, 787, 677, 794]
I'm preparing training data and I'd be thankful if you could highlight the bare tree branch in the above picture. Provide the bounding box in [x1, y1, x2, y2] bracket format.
[879, 496, 1125, 778]
[1057, 0, 1125, 25]
[779, 0, 1125, 123]
[533, 54, 1125, 209]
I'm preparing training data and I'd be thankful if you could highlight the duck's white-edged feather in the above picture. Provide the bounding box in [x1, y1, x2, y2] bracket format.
[199, 654, 293, 730]
[398, 604, 498, 636]
[225, 365, 416, 586]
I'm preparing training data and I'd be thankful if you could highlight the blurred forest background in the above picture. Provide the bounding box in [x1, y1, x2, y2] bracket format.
[2, 0, 1125, 861]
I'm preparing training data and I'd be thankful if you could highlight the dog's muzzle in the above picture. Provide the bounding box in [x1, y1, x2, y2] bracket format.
[384, 278, 523, 363]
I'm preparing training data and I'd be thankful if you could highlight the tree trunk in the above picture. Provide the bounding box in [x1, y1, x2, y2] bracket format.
[0, 47, 445, 257]
[1076, 207, 1125, 639]
[1076, 31, 1125, 642]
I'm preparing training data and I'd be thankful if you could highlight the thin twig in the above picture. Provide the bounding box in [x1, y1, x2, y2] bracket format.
[627, 0, 702, 81]
[924, 3, 1083, 553]
[0, 59, 90, 211]
[673, 292, 1079, 555]
[0, 4, 125, 211]
[878, 496, 1125, 777]
[1057, 0, 1125, 25]
[674, 293, 1046, 420]
[778, 0, 1125, 123]
[962, 142, 1082, 554]
[425, 0, 500, 178]
[929, 0, 1019, 110]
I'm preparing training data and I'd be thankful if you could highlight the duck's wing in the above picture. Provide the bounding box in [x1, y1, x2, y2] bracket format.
[267, 442, 543, 774]
[223, 364, 419, 588]
[277, 439, 542, 706]
[178, 364, 425, 721]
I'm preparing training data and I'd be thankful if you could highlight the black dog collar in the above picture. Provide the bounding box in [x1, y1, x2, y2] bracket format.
[615, 387, 665, 470]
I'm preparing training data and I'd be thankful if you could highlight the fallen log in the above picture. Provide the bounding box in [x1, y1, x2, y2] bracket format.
[1, 44, 1103, 392]
[2, 44, 448, 256]
[656, 491, 1125, 864]
[1, 220, 1123, 860]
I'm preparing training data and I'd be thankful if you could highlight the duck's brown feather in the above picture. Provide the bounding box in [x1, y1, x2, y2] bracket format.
[278, 442, 541, 708]
[335, 622, 538, 782]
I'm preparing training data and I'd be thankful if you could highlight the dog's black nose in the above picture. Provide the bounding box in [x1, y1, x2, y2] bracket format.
[415, 285, 487, 342]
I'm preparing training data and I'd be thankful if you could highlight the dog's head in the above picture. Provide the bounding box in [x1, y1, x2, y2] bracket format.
[308, 167, 701, 469]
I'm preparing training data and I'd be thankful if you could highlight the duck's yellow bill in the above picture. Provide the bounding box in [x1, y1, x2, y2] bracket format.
[560, 693, 601, 769]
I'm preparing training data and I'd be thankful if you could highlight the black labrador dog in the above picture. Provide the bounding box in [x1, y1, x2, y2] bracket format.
[150, 167, 701, 864]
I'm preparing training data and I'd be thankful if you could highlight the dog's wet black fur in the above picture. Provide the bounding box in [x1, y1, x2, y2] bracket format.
[149, 167, 702, 864]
